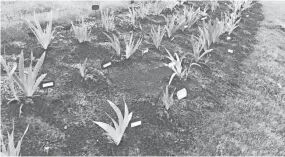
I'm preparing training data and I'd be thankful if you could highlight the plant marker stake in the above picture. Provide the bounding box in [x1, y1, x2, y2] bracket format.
[177, 88, 187, 100]
[92, 5, 99, 10]
[142, 48, 148, 55]
[101, 62, 112, 69]
[246, 15, 249, 17]
[131, 121, 141, 128]
[39, 81, 55, 95]
[228, 49, 233, 53]
[201, 17, 207, 21]
[171, 37, 175, 41]
[226, 36, 231, 40]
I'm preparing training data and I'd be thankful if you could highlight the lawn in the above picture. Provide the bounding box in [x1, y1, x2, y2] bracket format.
[1, 0, 285, 156]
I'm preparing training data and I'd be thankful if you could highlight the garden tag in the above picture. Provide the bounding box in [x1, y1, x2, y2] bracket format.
[131, 121, 141, 128]
[228, 49, 233, 53]
[177, 88, 187, 100]
[201, 17, 207, 21]
[246, 15, 249, 17]
[39, 81, 55, 89]
[92, 5, 99, 10]
[142, 48, 148, 55]
[101, 61, 112, 69]
[226, 36, 231, 40]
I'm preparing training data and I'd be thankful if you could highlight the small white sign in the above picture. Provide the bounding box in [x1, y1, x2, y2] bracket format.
[103, 62, 112, 68]
[131, 121, 141, 127]
[201, 17, 207, 20]
[226, 36, 231, 40]
[184, 25, 188, 29]
[171, 37, 175, 41]
[246, 15, 249, 17]
[177, 88, 187, 100]
[142, 48, 148, 54]
[42, 82, 54, 88]
[228, 49, 233, 53]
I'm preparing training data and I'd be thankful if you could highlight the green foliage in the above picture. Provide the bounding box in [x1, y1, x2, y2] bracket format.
[198, 18, 225, 50]
[101, 8, 115, 32]
[71, 17, 91, 43]
[241, 0, 254, 11]
[162, 85, 175, 110]
[128, 7, 137, 27]
[0, 56, 18, 100]
[208, 0, 219, 12]
[150, 0, 166, 15]
[164, 48, 189, 85]
[92, 99, 133, 145]
[103, 32, 121, 56]
[12, 50, 47, 97]
[124, 32, 142, 59]
[182, 6, 202, 31]
[189, 35, 213, 68]
[223, 11, 241, 35]
[0, 123, 29, 156]
[136, 1, 153, 19]
[79, 58, 88, 80]
[26, 11, 60, 50]
[150, 25, 165, 49]
[164, 14, 186, 38]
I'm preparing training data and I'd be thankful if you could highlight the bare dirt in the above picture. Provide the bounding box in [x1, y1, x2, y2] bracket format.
[1, 1, 285, 156]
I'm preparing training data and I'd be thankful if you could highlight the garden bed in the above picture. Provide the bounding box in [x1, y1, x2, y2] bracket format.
[0, 1, 267, 156]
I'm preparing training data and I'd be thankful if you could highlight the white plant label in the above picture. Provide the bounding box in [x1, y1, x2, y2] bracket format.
[131, 121, 141, 128]
[171, 37, 175, 41]
[142, 48, 148, 54]
[201, 17, 207, 20]
[246, 15, 249, 17]
[42, 82, 54, 88]
[184, 25, 188, 29]
[177, 88, 187, 100]
[228, 49, 233, 53]
[103, 62, 112, 68]
[226, 36, 231, 40]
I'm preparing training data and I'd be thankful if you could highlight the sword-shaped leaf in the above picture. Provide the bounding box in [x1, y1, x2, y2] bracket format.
[92, 99, 133, 145]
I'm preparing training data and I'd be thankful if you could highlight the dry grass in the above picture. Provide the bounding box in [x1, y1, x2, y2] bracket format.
[183, 2, 285, 155]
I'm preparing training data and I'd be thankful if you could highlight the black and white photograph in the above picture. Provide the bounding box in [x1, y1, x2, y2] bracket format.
[0, 0, 285, 156]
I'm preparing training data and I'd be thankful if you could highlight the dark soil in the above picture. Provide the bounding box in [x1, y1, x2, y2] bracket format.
[1, 1, 264, 156]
